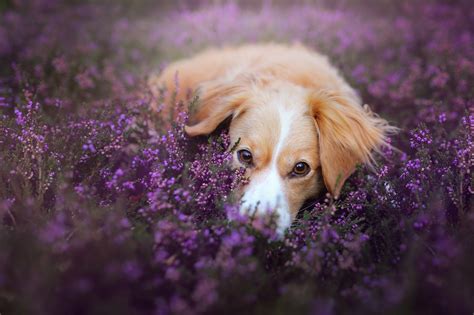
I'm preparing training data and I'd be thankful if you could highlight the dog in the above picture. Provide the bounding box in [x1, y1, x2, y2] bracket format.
[149, 43, 393, 234]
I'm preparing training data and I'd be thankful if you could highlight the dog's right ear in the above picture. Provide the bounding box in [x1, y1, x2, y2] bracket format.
[185, 79, 248, 136]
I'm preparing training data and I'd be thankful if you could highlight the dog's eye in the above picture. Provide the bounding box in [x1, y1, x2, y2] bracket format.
[237, 149, 253, 165]
[292, 162, 310, 176]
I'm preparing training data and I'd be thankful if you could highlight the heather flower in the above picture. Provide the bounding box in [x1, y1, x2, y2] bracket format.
[52, 55, 69, 74]
[0, 1, 472, 314]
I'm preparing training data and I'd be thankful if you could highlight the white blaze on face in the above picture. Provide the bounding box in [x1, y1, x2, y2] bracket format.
[239, 101, 299, 235]
[239, 166, 291, 235]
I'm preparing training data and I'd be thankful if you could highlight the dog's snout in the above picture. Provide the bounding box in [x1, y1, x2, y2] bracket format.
[239, 173, 291, 235]
[240, 192, 284, 215]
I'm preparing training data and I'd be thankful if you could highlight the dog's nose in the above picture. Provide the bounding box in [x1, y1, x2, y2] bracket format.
[239, 192, 291, 236]
[240, 193, 283, 214]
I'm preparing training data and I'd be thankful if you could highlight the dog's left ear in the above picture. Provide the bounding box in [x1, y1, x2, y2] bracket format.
[185, 79, 248, 136]
[309, 90, 393, 197]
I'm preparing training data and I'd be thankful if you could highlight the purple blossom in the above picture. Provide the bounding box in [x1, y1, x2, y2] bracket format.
[0, 1, 472, 314]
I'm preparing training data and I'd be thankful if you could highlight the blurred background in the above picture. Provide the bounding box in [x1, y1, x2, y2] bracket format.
[0, 1, 472, 314]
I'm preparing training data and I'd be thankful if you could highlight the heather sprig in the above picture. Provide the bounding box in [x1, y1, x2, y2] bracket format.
[0, 1, 473, 314]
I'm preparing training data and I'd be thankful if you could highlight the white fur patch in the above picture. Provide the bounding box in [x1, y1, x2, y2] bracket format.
[239, 98, 301, 236]
[239, 166, 291, 235]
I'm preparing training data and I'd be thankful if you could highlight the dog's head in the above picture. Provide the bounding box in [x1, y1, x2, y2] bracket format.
[185, 75, 391, 234]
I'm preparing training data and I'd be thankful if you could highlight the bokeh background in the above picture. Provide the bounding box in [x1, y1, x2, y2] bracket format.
[0, 0, 472, 314]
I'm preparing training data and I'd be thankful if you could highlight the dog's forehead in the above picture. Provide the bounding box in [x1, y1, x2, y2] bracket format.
[230, 88, 318, 165]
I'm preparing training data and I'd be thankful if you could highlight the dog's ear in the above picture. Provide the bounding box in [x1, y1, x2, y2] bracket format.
[185, 79, 248, 136]
[309, 90, 392, 197]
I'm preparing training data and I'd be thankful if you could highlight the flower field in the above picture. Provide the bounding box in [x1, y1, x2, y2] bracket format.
[0, 1, 472, 314]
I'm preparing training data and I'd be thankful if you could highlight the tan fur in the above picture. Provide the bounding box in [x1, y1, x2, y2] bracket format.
[226, 85, 321, 219]
[308, 90, 392, 196]
[149, 43, 393, 221]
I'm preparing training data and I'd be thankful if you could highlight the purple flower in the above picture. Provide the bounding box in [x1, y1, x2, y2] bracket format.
[0, 1, 472, 314]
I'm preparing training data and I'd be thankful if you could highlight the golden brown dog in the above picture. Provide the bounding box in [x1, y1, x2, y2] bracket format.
[149, 43, 393, 234]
